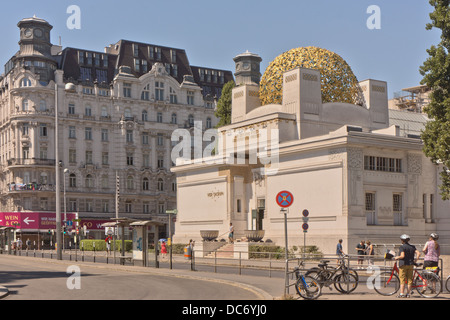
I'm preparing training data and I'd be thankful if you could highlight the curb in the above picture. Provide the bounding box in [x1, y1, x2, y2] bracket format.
[0, 286, 9, 299]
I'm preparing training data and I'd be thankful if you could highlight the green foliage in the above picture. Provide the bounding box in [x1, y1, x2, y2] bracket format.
[420, 0, 450, 200]
[215, 81, 235, 127]
[80, 240, 132, 252]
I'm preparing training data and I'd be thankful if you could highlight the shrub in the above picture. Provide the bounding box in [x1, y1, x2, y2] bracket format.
[80, 240, 132, 252]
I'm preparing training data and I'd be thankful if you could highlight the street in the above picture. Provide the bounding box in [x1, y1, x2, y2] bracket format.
[0, 255, 263, 300]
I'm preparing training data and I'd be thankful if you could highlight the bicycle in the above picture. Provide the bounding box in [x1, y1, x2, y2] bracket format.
[446, 275, 450, 293]
[372, 261, 441, 298]
[293, 263, 322, 300]
[304, 256, 358, 294]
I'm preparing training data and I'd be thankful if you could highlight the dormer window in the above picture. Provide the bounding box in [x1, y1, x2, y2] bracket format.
[21, 78, 32, 87]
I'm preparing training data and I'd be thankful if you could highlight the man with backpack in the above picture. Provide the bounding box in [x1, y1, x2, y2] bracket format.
[394, 234, 421, 298]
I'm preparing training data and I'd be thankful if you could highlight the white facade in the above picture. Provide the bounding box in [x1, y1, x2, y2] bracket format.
[172, 56, 450, 254]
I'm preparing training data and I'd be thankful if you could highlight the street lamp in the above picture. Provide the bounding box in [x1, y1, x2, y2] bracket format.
[63, 168, 69, 251]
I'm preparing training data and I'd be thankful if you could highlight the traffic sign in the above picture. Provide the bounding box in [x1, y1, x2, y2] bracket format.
[302, 209, 309, 217]
[302, 223, 309, 232]
[276, 191, 294, 208]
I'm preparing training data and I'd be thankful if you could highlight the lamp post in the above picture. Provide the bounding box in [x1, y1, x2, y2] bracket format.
[55, 83, 62, 260]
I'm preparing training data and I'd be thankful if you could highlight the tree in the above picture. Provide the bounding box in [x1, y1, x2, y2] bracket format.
[215, 81, 235, 127]
[420, 0, 450, 200]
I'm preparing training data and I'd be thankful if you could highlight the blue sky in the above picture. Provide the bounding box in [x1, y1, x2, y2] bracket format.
[0, 0, 439, 98]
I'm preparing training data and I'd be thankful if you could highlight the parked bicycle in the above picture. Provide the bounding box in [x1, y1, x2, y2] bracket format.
[446, 275, 450, 293]
[293, 263, 322, 300]
[372, 261, 441, 298]
[304, 255, 358, 294]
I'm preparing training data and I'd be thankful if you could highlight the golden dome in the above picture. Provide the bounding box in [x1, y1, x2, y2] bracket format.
[259, 47, 364, 106]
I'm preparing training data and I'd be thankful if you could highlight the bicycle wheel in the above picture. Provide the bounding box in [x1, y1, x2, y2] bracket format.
[446, 276, 450, 293]
[305, 268, 328, 288]
[414, 271, 441, 298]
[295, 275, 322, 300]
[333, 272, 358, 294]
[372, 271, 400, 296]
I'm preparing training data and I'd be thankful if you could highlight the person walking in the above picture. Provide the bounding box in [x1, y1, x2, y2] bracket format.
[228, 223, 234, 244]
[161, 241, 168, 259]
[394, 234, 421, 298]
[355, 240, 366, 268]
[105, 235, 112, 254]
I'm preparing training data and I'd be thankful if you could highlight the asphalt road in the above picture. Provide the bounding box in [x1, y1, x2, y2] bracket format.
[0, 255, 262, 300]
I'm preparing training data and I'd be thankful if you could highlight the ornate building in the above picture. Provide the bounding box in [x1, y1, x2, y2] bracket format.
[0, 16, 233, 240]
[172, 47, 450, 254]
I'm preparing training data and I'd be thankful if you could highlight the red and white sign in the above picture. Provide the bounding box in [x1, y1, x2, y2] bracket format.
[0, 212, 77, 230]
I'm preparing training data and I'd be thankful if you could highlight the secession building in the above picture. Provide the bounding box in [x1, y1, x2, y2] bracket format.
[0, 16, 233, 241]
[172, 47, 450, 254]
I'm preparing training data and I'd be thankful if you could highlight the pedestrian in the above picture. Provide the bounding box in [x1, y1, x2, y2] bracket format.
[228, 223, 234, 244]
[355, 240, 366, 268]
[394, 234, 421, 298]
[422, 233, 440, 269]
[161, 241, 167, 259]
[365, 240, 375, 269]
[26, 238, 31, 250]
[336, 239, 344, 264]
[105, 235, 112, 254]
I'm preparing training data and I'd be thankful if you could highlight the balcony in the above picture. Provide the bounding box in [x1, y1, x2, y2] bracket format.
[7, 158, 56, 167]
[7, 183, 56, 192]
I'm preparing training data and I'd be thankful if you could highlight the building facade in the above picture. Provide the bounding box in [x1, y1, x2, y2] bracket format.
[172, 50, 450, 255]
[0, 16, 233, 241]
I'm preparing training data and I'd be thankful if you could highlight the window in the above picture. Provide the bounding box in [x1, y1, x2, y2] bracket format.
[127, 153, 134, 166]
[142, 110, 148, 122]
[143, 178, 149, 191]
[206, 117, 212, 129]
[39, 124, 48, 137]
[101, 106, 109, 118]
[85, 175, 94, 188]
[40, 147, 48, 160]
[101, 129, 109, 142]
[142, 132, 149, 145]
[155, 81, 164, 101]
[142, 60, 148, 73]
[155, 47, 161, 60]
[22, 123, 29, 136]
[102, 200, 109, 213]
[69, 126, 76, 139]
[171, 113, 177, 124]
[94, 54, 100, 67]
[188, 115, 194, 127]
[85, 151, 93, 164]
[69, 174, 77, 188]
[133, 44, 139, 57]
[141, 84, 150, 101]
[80, 67, 91, 81]
[365, 193, 376, 225]
[126, 201, 132, 213]
[170, 87, 177, 104]
[187, 91, 195, 105]
[85, 105, 92, 117]
[68, 103, 75, 115]
[364, 156, 402, 173]
[21, 78, 32, 87]
[85, 128, 92, 140]
[23, 147, 30, 159]
[87, 52, 93, 65]
[157, 178, 164, 192]
[157, 157, 164, 169]
[127, 176, 134, 190]
[143, 154, 150, 168]
[22, 99, 29, 111]
[134, 59, 140, 72]
[158, 203, 165, 214]
[124, 108, 132, 120]
[393, 194, 403, 226]
[69, 200, 77, 211]
[157, 112, 163, 123]
[171, 50, 177, 63]
[126, 130, 133, 143]
[123, 83, 132, 98]
[78, 51, 84, 64]
[102, 152, 109, 165]
[101, 176, 109, 189]
[82, 87, 93, 95]
[39, 100, 47, 112]
[157, 133, 164, 146]
[237, 199, 242, 213]
[69, 149, 77, 163]
[143, 202, 150, 214]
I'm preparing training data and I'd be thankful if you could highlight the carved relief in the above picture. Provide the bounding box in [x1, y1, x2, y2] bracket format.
[347, 148, 363, 170]
[407, 154, 422, 174]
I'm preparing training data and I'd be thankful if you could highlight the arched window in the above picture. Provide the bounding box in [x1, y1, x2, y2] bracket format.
[21, 78, 32, 87]
[143, 177, 149, 191]
[157, 178, 164, 192]
[69, 174, 77, 188]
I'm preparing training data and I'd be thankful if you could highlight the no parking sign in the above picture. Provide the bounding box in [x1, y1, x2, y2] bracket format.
[276, 191, 294, 208]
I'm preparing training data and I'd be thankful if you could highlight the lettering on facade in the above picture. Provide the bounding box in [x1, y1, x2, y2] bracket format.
[207, 191, 224, 199]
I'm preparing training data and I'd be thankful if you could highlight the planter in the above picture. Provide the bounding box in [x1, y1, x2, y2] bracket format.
[244, 230, 265, 242]
[200, 230, 219, 242]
